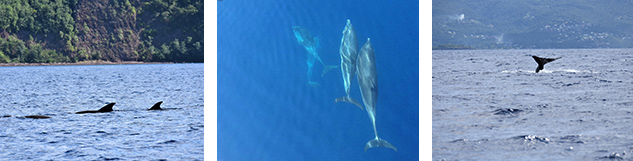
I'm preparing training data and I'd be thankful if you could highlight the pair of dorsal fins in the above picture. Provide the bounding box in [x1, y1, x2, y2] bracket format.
[3, 101, 165, 119]
[75, 101, 164, 114]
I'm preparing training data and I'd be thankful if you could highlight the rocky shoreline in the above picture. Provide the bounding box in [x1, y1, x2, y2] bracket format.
[0, 61, 173, 67]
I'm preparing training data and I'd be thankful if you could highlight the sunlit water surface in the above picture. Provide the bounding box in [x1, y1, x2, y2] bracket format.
[0, 64, 203, 160]
[433, 49, 633, 160]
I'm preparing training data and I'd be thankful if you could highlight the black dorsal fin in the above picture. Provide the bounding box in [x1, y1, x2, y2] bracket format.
[98, 103, 116, 112]
[148, 101, 163, 110]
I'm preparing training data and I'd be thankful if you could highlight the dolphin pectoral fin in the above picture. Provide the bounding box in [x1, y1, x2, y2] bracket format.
[334, 97, 364, 110]
[307, 81, 321, 87]
[364, 137, 397, 152]
[321, 65, 338, 76]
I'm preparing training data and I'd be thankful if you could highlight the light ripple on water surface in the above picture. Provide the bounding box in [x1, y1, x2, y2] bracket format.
[434, 49, 633, 160]
[0, 64, 203, 160]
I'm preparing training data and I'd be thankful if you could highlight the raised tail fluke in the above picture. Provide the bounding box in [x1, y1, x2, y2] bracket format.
[334, 96, 363, 110]
[321, 65, 339, 76]
[364, 137, 397, 152]
[532, 56, 561, 73]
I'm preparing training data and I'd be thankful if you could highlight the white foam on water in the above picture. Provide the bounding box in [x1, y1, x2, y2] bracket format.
[501, 69, 598, 74]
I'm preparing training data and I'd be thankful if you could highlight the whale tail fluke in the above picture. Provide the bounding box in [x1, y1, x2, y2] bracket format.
[532, 56, 561, 73]
[321, 65, 338, 76]
[364, 137, 397, 152]
[334, 96, 364, 110]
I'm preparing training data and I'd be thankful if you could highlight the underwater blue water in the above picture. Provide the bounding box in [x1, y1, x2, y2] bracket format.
[218, 0, 419, 160]
[0, 64, 203, 160]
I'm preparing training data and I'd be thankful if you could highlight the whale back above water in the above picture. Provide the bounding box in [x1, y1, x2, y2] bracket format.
[76, 103, 116, 114]
[532, 56, 561, 73]
[24, 115, 51, 119]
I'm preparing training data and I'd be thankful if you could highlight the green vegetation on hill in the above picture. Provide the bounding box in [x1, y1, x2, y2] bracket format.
[0, 0, 203, 63]
[433, 0, 633, 49]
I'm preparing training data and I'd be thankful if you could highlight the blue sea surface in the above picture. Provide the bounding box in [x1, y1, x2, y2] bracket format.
[0, 64, 203, 160]
[218, 0, 419, 160]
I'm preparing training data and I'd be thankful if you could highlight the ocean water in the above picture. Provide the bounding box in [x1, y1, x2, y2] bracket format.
[433, 49, 633, 160]
[0, 64, 204, 160]
[218, 0, 419, 160]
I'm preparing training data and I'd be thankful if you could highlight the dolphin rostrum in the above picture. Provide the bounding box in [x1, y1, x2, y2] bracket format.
[532, 56, 561, 73]
[292, 26, 338, 87]
[76, 103, 116, 114]
[356, 38, 397, 152]
[148, 101, 163, 110]
[335, 19, 363, 110]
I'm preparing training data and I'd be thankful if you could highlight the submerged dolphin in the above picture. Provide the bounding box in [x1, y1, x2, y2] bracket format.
[76, 103, 116, 114]
[532, 56, 561, 73]
[356, 38, 397, 152]
[334, 19, 363, 110]
[292, 26, 338, 87]
[148, 101, 163, 110]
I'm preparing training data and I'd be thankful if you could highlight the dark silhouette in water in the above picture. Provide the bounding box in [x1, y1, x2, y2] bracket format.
[532, 56, 561, 73]
[24, 115, 51, 119]
[76, 103, 116, 114]
[2, 115, 51, 119]
[148, 101, 163, 110]
[493, 108, 523, 116]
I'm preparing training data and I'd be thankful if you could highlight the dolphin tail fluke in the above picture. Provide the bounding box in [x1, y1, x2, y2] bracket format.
[334, 96, 364, 110]
[321, 65, 338, 76]
[364, 137, 397, 152]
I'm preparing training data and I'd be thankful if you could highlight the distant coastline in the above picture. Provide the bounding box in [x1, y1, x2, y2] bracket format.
[432, 44, 475, 50]
[0, 61, 175, 67]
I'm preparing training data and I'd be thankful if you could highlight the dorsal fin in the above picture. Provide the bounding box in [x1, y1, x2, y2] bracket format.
[148, 101, 163, 110]
[98, 103, 116, 112]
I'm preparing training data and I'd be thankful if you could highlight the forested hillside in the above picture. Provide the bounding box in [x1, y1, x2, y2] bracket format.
[433, 0, 633, 49]
[0, 0, 203, 63]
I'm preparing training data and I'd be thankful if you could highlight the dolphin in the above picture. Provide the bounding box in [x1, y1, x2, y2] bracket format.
[148, 101, 163, 110]
[292, 26, 338, 86]
[532, 56, 561, 73]
[76, 103, 116, 114]
[334, 19, 363, 110]
[356, 38, 397, 152]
